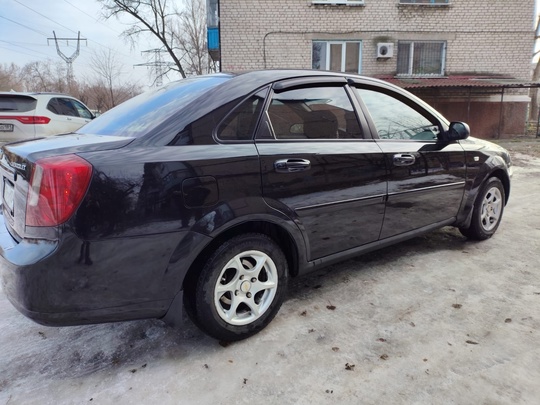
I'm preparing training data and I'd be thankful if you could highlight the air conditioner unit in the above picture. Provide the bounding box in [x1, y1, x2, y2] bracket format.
[377, 43, 394, 58]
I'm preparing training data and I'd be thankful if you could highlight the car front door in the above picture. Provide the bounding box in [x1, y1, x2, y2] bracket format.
[351, 85, 467, 239]
[256, 80, 387, 261]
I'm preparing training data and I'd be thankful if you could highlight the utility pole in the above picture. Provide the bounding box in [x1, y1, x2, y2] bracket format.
[135, 49, 175, 87]
[47, 31, 87, 87]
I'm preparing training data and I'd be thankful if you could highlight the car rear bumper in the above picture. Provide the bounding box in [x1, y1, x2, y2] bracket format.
[0, 211, 202, 326]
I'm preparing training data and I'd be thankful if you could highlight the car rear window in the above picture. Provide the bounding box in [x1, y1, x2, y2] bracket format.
[0, 95, 37, 113]
[78, 75, 231, 138]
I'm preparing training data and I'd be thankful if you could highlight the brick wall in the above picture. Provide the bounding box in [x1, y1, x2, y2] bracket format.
[220, 0, 535, 80]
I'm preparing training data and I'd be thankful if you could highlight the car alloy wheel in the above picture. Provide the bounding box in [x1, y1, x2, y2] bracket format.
[214, 250, 278, 326]
[185, 233, 287, 341]
[480, 186, 503, 232]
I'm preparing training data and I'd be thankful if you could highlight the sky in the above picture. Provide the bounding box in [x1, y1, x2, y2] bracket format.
[0, 0, 178, 88]
[1, 0, 539, 86]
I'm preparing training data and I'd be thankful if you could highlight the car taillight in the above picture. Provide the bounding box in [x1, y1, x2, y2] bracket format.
[1, 115, 51, 124]
[26, 155, 92, 227]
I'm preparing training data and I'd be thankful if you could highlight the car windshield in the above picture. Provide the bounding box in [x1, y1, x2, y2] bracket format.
[78, 75, 231, 138]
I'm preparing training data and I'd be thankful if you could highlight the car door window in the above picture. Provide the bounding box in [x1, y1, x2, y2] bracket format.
[216, 89, 267, 141]
[354, 88, 440, 141]
[72, 100, 93, 119]
[47, 98, 79, 117]
[267, 86, 363, 140]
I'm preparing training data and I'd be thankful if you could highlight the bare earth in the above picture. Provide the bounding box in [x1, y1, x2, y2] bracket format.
[1, 139, 540, 405]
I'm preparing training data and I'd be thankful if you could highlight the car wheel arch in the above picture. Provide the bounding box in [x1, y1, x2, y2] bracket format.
[182, 220, 302, 294]
[456, 166, 511, 230]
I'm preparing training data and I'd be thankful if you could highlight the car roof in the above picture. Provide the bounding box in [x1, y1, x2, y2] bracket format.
[230, 69, 391, 85]
[0, 92, 75, 98]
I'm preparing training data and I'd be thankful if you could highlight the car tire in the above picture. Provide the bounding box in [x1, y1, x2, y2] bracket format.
[460, 177, 505, 240]
[185, 233, 288, 341]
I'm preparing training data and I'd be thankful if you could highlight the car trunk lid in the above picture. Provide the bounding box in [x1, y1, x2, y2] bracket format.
[0, 133, 134, 241]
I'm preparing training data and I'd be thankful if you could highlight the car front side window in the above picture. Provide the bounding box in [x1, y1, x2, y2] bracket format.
[354, 88, 440, 141]
[72, 100, 93, 119]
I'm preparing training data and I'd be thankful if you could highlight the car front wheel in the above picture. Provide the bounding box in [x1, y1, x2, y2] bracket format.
[185, 233, 288, 341]
[460, 176, 505, 240]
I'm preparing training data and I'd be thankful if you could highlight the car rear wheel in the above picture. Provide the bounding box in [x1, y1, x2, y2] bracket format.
[460, 177, 505, 240]
[185, 233, 288, 341]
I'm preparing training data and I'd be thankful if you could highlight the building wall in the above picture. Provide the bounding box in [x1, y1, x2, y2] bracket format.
[220, 0, 535, 80]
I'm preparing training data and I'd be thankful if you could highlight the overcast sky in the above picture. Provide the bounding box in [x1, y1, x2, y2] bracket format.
[0, 0, 179, 88]
[2, 0, 539, 87]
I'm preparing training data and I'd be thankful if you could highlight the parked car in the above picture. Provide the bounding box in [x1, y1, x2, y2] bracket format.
[0, 70, 512, 341]
[0, 92, 94, 141]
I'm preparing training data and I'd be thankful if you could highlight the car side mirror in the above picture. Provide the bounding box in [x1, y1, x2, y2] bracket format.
[444, 122, 470, 142]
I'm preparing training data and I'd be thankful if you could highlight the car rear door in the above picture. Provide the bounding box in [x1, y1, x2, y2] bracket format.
[256, 78, 387, 261]
[351, 83, 467, 239]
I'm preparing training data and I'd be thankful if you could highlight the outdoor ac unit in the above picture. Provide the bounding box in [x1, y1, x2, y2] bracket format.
[377, 43, 394, 58]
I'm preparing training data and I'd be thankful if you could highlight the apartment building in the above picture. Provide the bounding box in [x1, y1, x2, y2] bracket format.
[207, 0, 536, 138]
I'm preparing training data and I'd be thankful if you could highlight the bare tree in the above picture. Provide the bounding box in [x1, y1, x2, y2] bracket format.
[21, 61, 67, 92]
[175, 0, 216, 75]
[81, 80, 142, 113]
[98, 0, 187, 78]
[0, 63, 24, 91]
[89, 49, 125, 108]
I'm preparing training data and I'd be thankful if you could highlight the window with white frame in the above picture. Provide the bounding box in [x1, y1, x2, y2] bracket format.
[397, 41, 446, 76]
[312, 0, 364, 5]
[312, 41, 362, 74]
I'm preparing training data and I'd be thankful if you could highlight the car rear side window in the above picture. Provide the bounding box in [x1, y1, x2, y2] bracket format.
[0, 95, 37, 112]
[216, 88, 267, 141]
[266, 86, 363, 140]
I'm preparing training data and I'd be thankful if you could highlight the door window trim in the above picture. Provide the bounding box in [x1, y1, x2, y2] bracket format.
[257, 83, 374, 142]
[350, 84, 445, 141]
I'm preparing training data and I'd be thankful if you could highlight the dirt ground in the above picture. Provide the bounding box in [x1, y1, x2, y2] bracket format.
[1, 140, 540, 405]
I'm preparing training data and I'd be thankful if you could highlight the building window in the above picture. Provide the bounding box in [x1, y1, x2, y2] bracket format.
[399, 0, 449, 4]
[312, 41, 362, 74]
[312, 0, 364, 5]
[397, 41, 446, 76]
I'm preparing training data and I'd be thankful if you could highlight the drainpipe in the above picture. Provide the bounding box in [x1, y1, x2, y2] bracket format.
[497, 87, 505, 139]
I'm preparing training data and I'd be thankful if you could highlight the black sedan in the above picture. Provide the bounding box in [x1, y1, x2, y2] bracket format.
[0, 70, 511, 341]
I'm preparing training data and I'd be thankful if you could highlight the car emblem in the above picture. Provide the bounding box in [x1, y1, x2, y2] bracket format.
[9, 161, 26, 171]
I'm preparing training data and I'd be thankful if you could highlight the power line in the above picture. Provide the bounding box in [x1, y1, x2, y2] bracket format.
[63, 0, 123, 35]
[0, 39, 52, 58]
[12, 0, 78, 36]
[0, 14, 48, 36]
[0, 44, 50, 60]
[6, 1, 144, 66]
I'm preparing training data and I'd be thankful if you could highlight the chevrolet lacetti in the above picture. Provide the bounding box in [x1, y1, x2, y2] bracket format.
[0, 70, 511, 341]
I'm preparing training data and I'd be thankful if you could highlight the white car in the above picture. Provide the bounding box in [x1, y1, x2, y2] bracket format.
[0, 92, 94, 142]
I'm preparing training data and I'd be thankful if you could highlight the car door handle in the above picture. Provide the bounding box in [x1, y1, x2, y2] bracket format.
[393, 153, 416, 166]
[274, 158, 311, 173]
